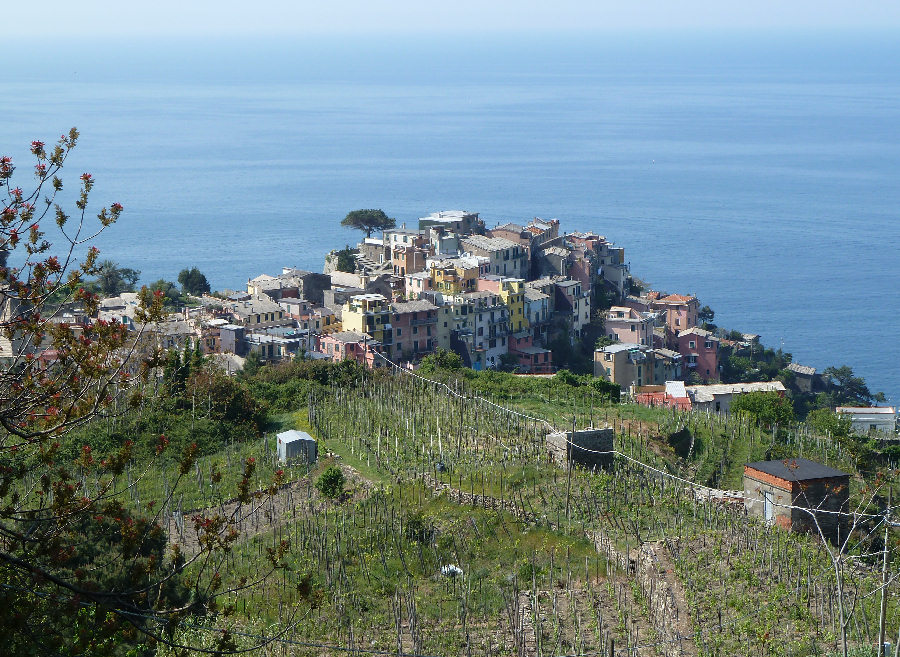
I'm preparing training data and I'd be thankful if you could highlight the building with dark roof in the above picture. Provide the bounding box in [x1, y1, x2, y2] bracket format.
[743, 458, 850, 544]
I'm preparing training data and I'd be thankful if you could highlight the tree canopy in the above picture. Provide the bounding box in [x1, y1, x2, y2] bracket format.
[729, 391, 794, 427]
[94, 259, 140, 296]
[340, 208, 396, 238]
[823, 365, 886, 407]
[177, 266, 211, 295]
[149, 278, 182, 308]
[334, 245, 357, 273]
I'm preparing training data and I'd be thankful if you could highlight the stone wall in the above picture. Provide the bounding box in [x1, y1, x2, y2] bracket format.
[547, 428, 613, 470]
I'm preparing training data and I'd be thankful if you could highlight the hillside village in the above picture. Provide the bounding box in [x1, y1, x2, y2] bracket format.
[2, 199, 898, 655]
[33, 208, 892, 428]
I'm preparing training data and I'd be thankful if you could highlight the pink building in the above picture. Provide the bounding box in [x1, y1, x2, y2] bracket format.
[404, 271, 432, 300]
[605, 306, 655, 346]
[677, 327, 719, 382]
[508, 332, 553, 373]
[316, 331, 385, 369]
[650, 293, 699, 335]
[390, 299, 438, 361]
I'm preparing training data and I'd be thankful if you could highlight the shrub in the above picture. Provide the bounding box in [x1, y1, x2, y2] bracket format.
[315, 466, 345, 499]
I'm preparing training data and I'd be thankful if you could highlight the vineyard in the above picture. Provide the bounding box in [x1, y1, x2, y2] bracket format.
[19, 363, 897, 656]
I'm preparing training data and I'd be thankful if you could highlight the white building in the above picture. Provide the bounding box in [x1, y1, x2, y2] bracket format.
[835, 407, 897, 437]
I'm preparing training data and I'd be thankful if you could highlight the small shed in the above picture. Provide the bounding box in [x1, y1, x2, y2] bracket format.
[276, 430, 317, 465]
[744, 458, 849, 544]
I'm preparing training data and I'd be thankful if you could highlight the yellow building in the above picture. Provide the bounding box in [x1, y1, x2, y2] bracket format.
[497, 279, 528, 333]
[431, 258, 479, 294]
[341, 294, 393, 357]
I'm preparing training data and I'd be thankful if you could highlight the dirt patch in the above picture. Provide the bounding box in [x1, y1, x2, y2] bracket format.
[166, 462, 369, 555]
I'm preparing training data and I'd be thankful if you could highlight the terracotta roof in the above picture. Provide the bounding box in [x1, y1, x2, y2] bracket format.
[659, 293, 696, 303]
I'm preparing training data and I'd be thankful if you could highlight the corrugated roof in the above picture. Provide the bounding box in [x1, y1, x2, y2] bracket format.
[277, 430, 315, 444]
[745, 458, 849, 481]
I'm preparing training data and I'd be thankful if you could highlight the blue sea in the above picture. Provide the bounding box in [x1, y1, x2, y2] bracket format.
[3, 32, 898, 402]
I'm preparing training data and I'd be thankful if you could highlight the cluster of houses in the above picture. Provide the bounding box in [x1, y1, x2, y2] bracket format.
[166, 210, 633, 375]
[6, 208, 894, 435]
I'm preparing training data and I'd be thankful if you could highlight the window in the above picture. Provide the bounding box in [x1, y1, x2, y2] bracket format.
[675, 318, 681, 326]
[705, 340, 714, 349]
[397, 342, 402, 351]
[396, 328, 402, 336]
[689, 340, 696, 349]
[605, 367, 611, 375]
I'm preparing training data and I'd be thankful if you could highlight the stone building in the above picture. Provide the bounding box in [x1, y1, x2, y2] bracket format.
[547, 428, 614, 470]
[743, 458, 850, 544]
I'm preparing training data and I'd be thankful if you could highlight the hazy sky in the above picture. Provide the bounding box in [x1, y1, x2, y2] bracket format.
[11, 0, 900, 36]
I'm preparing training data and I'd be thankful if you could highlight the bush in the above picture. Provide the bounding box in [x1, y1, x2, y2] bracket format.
[315, 466, 345, 499]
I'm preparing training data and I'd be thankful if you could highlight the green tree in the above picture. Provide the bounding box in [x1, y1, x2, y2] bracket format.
[316, 465, 346, 500]
[334, 245, 357, 273]
[698, 305, 715, 323]
[730, 391, 795, 427]
[806, 408, 852, 438]
[148, 278, 181, 308]
[419, 348, 464, 373]
[177, 266, 211, 295]
[94, 259, 140, 296]
[824, 365, 885, 406]
[340, 208, 396, 239]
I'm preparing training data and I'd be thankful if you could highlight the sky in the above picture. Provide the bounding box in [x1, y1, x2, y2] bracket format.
[10, 0, 900, 36]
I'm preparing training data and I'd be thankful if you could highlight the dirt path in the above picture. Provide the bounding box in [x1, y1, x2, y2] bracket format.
[590, 530, 698, 657]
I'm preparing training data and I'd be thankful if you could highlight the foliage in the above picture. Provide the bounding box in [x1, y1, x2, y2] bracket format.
[177, 266, 211, 296]
[419, 348, 464, 373]
[806, 408, 852, 438]
[340, 208, 396, 239]
[0, 131, 287, 655]
[698, 305, 715, 323]
[594, 335, 616, 349]
[315, 465, 345, 499]
[720, 344, 792, 384]
[332, 245, 357, 273]
[824, 365, 886, 406]
[729, 391, 795, 427]
[94, 259, 140, 296]
[148, 278, 181, 308]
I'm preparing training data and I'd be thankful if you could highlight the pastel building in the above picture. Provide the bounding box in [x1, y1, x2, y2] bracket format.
[341, 294, 393, 358]
[390, 299, 438, 361]
[605, 306, 655, 346]
[677, 327, 719, 382]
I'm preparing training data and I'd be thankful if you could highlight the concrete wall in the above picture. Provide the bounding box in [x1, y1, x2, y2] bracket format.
[547, 428, 614, 470]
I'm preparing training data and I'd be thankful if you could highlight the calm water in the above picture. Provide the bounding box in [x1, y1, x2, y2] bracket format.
[3, 33, 898, 401]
